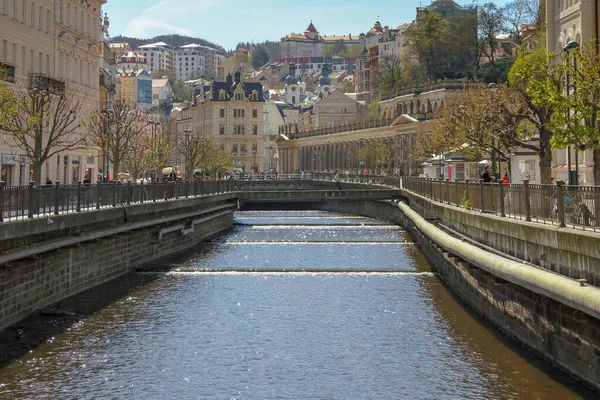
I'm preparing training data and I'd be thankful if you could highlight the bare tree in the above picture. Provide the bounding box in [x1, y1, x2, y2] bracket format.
[478, 3, 504, 65]
[85, 98, 146, 181]
[0, 76, 85, 184]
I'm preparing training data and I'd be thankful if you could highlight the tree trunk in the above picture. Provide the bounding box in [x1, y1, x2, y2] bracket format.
[538, 127, 553, 184]
[593, 149, 600, 185]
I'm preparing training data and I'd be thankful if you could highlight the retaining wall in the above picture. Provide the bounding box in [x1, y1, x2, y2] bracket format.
[0, 195, 236, 330]
[314, 199, 600, 391]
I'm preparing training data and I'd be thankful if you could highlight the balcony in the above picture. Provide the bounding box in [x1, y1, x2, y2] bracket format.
[1, 63, 16, 83]
[28, 74, 65, 94]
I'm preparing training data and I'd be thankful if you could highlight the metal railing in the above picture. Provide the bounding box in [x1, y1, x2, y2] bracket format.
[0, 180, 236, 222]
[401, 178, 600, 232]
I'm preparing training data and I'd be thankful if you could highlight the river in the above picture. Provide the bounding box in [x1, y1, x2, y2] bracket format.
[0, 211, 595, 399]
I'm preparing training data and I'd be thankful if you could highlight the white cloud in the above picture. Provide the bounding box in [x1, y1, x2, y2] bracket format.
[122, 0, 222, 38]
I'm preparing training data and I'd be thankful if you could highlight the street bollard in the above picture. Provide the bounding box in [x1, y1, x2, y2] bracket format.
[96, 181, 101, 210]
[523, 179, 531, 222]
[557, 180, 566, 227]
[28, 181, 35, 219]
[77, 181, 82, 212]
[55, 181, 61, 215]
[498, 180, 505, 217]
[0, 181, 5, 222]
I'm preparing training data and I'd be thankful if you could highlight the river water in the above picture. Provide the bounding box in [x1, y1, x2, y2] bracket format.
[0, 211, 596, 399]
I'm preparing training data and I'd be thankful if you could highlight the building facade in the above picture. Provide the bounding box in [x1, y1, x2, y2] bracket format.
[190, 72, 266, 172]
[0, 0, 106, 185]
[280, 22, 360, 58]
[546, 0, 599, 184]
[136, 41, 174, 75]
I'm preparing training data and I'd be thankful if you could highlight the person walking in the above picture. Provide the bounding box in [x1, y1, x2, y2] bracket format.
[333, 170, 342, 192]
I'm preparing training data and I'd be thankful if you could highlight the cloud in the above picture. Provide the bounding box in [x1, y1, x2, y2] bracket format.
[122, 0, 222, 38]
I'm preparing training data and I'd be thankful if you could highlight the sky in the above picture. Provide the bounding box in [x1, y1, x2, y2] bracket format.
[103, 0, 513, 51]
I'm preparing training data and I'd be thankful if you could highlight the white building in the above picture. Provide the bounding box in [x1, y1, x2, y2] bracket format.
[136, 42, 175, 74]
[152, 78, 173, 107]
[176, 44, 206, 81]
[116, 51, 148, 72]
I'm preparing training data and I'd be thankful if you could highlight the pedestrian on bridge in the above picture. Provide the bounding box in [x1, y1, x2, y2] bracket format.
[334, 170, 342, 192]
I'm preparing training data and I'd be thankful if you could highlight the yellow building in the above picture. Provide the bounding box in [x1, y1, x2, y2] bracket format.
[0, 0, 106, 184]
[191, 72, 266, 172]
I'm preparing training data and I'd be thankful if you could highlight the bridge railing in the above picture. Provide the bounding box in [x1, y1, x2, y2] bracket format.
[0, 180, 236, 222]
[401, 177, 600, 232]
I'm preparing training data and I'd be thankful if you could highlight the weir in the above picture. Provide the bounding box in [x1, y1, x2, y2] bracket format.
[0, 178, 599, 391]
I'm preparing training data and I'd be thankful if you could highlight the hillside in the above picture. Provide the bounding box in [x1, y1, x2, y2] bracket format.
[111, 34, 225, 52]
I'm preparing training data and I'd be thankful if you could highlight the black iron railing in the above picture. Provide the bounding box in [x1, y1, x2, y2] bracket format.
[0, 180, 236, 222]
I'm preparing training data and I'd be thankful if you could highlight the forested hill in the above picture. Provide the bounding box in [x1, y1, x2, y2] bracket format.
[111, 34, 225, 52]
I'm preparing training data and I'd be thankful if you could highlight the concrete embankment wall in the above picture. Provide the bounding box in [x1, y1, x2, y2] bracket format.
[0, 194, 237, 331]
[314, 199, 600, 391]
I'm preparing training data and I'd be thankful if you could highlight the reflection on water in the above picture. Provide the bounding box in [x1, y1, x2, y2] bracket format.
[0, 211, 595, 399]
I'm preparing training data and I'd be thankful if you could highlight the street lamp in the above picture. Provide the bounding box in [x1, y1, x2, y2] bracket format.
[183, 129, 191, 181]
[100, 108, 113, 183]
[563, 40, 580, 186]
[488, 83, 500, 180]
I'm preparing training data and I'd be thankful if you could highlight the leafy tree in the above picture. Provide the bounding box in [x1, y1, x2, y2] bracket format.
[252, 45, 270, 70]
[446, 13, 479, 78]
[323, 40, 348, 57]
[546, 41, 600, 183]
[508, 48, 560, 184]
[367, 99, 380, 119]
[0, 77, 85, 184]
[405, 10, 449, 82]
[377, 56, 404, 98]
[478, 57, 515, 83]
[357, 140, 394, 173]
[338, 44, 364, 58]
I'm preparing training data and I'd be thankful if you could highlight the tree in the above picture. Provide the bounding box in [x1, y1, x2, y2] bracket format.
[508, 48, 560, 184]
[478, 57, 515, 83]
[446, 13, 479, 78]
[0, 76, 85, 184]
[323, 40, 348, 57]
[338, 44, 364, 58]
[546, 41, 600, 183]
[377, 56, 404, 98]
[85, 98, 146, 181]
[141, 119, 174, 182]
[478, 3, 504, 65]
[252, 45, 270, 70]
[178, 132, 209, 180]
[405, 10, 449, 82]
[501, 0, 530, 47]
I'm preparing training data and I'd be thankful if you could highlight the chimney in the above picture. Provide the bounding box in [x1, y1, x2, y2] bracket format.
[226, 73, 233, 83]
[234, 70, 241, 83]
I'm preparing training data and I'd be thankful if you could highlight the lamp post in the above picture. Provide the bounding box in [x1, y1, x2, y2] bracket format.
[100, 108, 113, 183]
[563, 40, 580, 186]
[359, 137, 364, 173]
[183, 129, 191, 181]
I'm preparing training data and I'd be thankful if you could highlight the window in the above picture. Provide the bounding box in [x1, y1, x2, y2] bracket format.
[31, 2, 35, 27]
[240, 144, 246, 153]
[252, 109, 257, 118]
[233, 125, 245, 135]
[219, 126, 225, 135]
[235, 92, 244, 101]
[252, 125, 258, 135]
[231, 144, 238, 154]
[219, 90, 226, 100]
[252, 144, 257, 152]
[234, 109, 245, 118]
[219, 109, 225, 118]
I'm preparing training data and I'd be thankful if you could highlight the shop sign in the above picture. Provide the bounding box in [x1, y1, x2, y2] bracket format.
[1, 154, 18, 164]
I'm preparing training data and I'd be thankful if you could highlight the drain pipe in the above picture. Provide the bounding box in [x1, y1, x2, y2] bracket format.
[398, 202, 600, 320]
